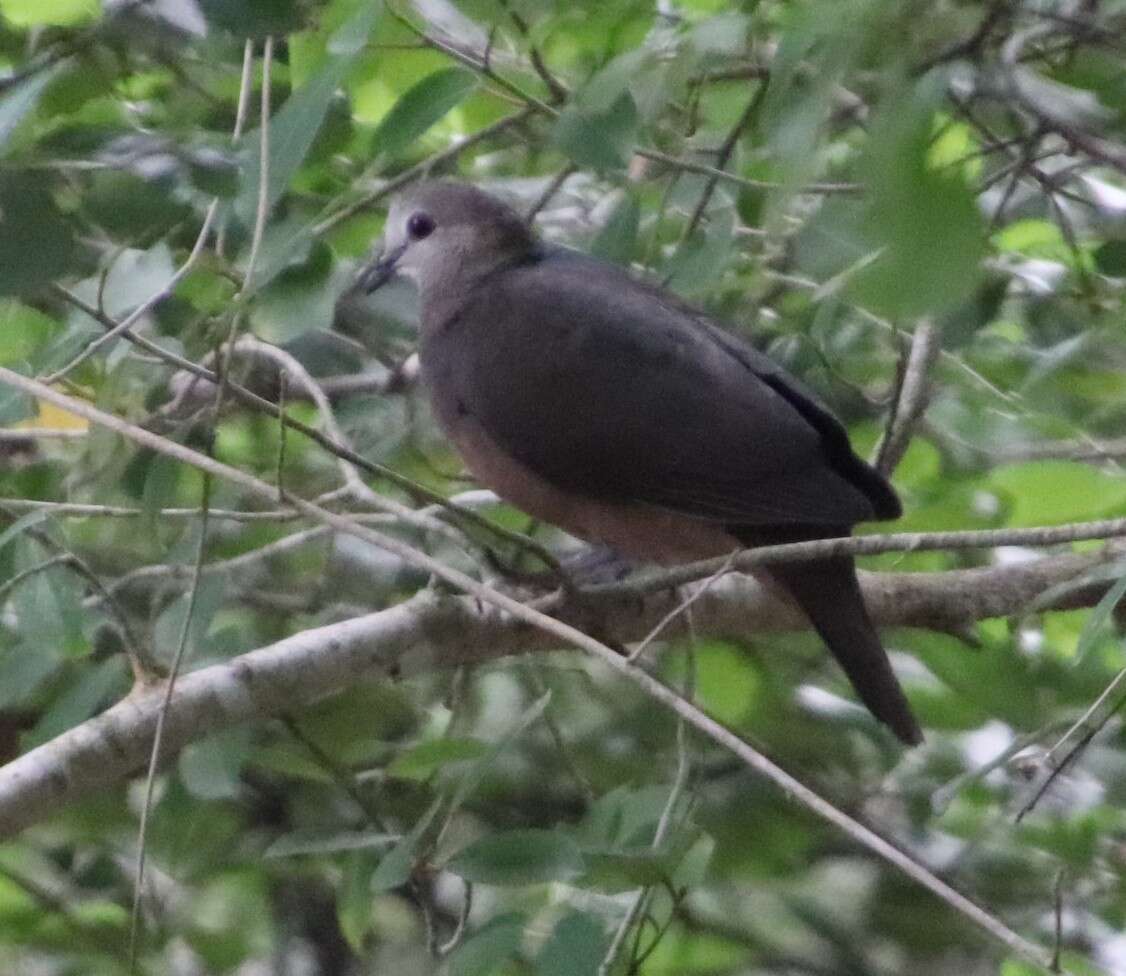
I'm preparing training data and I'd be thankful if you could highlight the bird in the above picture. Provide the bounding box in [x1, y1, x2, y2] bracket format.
[358, 180, 922, 745]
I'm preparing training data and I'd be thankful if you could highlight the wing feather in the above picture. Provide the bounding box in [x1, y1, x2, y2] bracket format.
[428, 252, 895, 529]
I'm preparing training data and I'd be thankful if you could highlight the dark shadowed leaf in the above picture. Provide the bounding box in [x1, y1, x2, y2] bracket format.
[24, 658, 128, 749]
[553, 93, 639, 170]
[179, 727, 254, 800]
[536, 911, 607, 976]
[370, 834, 416, 892]
[590, 192, 640, 265]
[196, 0, 304, 35]
[0, 175, 77, 296]
[338, 850, 379, 952]
[1094, 240, 1126, 276]
[447, 829, 585, 886]
[445, 914, 524, 976]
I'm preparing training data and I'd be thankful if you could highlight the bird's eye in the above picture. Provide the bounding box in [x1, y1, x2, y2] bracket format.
[406, 211, 436, 240]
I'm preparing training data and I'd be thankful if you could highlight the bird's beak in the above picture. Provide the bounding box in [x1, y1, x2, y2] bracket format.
[356, 241, 408, 293]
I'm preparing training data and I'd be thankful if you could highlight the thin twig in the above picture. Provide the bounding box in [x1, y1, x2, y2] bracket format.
[635, 147, 861, 195]
[216, 38, 256, 260]
[39, 201, 219, 385]
[524, 164, 577, 221]
[436, 879, 473, 956]
[386, 2, 556, 115]
[0, 488, 501, 524]
[313, 107, 535, 236]
[0, 506, 151, 678]
[128, 472, 212, 972]
[1015, 666, 1126, 823]
[0, 554, 73, 603]
[628, 551, 738, 662]
[998, 22, 1126, 172]
[582, 519, 1126, 601]
[496, 0, 567, 102]
[680, 85, 767, 242]
[0, 428, 86, 442]
[872, 321, 941, 477]
[602, 619, 696, 975]
[240, 33, 273, 295]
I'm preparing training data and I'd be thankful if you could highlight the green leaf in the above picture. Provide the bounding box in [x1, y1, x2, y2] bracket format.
[536, 911, 606, 976]
[1093, 239, 1126, 276]
[798, 76, 984, 317]
[338, 850, 379, 952]
[988, 461, 1126, 526]
[0, 0, 98, 26]
[178, 727, 253, 800]
[370, 68, 477, 160]
[664, 640, 759, 726]
[25, 658, 128, 749]
[370, 834, 416, 893]
[578, 847, 671, 890]
[0, 301, 57, 366]
[447, 829, 585, 887]
[0, 511, 50, 554]
[196, 0, 305, 37]
[0, 175, 77, 297]
[445, 914, 524, 976]
[0, 62, 65, 153]
[235, 1, 381, 229]
[1072, 567, 1126, 665]
[553, 93, 639, 170]
[445, 691, 551, 816]
[590, 192, 640, 265]
[387, 737, 488, 781]
[141, 453, 182, 530]
[0, 640, 62, 709]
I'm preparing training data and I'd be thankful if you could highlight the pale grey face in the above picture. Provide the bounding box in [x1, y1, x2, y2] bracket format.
[377, 195, 444, 284]
[359, 181, 534, 296]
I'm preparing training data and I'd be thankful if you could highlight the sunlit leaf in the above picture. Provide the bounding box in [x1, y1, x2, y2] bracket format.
[369, 67, 477, 160]
[0, 0, 97, 26]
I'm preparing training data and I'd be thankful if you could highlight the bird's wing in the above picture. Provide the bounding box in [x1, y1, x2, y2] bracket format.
[437, 253, 896, 529]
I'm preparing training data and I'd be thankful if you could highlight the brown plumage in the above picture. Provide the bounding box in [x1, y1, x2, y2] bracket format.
[363, 181, 922, 745]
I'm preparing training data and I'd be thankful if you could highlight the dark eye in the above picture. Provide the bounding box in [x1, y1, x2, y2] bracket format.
[406, 211, 435, 240]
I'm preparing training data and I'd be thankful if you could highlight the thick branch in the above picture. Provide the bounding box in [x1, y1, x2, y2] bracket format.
[0, 545, 1115, 840]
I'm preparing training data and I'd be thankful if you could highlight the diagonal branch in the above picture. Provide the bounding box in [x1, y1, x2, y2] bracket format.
[873, 320, 941, 477]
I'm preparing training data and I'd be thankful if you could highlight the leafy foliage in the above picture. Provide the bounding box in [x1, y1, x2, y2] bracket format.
[0, 0, 1124, 974]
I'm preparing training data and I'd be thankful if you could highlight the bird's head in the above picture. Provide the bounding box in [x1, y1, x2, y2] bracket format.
[358, 181, 535, 297]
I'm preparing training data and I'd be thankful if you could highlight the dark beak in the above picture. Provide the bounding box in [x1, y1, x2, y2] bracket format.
[356, 241, 407, 293]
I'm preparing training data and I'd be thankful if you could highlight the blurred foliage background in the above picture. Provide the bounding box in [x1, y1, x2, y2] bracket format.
[0, 0, 1125, 973]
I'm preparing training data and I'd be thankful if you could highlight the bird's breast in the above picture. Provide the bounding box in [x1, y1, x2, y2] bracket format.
[429, 402, 736, 564]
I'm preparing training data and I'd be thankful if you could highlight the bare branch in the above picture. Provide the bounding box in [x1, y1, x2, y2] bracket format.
[873, 321, 941, 476]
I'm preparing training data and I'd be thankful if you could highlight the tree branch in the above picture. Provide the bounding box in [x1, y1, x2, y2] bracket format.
[0, 547, 1114, 836]
[0, 549, 1113, 971]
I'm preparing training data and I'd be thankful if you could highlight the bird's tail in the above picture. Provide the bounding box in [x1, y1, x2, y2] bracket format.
[763, 554, 923, 745]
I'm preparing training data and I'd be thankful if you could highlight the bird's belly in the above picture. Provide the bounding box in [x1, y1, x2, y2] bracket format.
[442, 412, 736, 565]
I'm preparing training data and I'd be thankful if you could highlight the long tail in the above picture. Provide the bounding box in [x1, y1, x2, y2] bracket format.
[764, 555, 923, 745]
